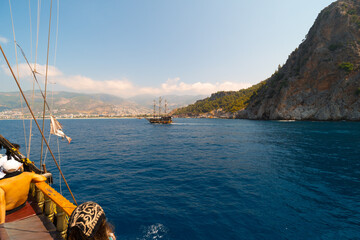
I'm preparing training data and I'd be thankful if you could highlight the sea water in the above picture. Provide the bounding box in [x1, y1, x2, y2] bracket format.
[0, 118, 359, 239]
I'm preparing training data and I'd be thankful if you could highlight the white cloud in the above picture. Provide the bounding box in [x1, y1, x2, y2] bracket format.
[160, 78, 252, 95]
[55, 75, 252, 97]
[0, 37, 8, 44]
[1, 63, 252, 97]
[2, 63, 62, 79]
[56, 75, 134, 95]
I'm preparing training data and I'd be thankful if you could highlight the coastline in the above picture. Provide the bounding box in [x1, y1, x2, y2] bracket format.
[0, 116, 146, 120]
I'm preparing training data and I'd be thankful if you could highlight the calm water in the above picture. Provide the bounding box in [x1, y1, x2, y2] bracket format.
[1, 118, 360, 239]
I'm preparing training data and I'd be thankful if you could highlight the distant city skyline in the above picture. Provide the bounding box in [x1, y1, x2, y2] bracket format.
[0, 0, 335, 97]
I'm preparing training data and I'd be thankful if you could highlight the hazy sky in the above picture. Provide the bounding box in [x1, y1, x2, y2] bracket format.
[0, 0, 335, 98]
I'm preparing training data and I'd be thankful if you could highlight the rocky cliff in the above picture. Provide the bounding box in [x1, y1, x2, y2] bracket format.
[238, 0, 360, 120]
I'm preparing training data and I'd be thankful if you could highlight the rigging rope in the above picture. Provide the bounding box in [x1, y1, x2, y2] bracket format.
[16, 41, 66, 170]
[27, 0, 34, 160]
[8, 0, 28, 153]
[57, 138, 62, 195]
[29, 0, 32, 60]
[29, 0, 42, 160]
[27, 80, 36, 159]
[54, 0, 59, 67]
[0, 44, 78, 206]
[4, 1, 75, 205]
[43, 133, 52, 166]
[35, 0, 41, 73]
[44, 0, 60, 167]
[16, 43, 52, 113]
[40, 0, 53, 170]
[16, 42, 56, 164]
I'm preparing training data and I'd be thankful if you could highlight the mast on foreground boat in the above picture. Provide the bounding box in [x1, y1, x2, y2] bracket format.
[0, 44, 78, 239]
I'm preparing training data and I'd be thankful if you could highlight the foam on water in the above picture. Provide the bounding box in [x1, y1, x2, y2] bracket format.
[138, 223, 168, 240]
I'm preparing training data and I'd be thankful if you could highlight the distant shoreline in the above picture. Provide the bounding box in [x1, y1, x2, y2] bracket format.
[1, 117, 358, 122]
[0, 117, 146, 120]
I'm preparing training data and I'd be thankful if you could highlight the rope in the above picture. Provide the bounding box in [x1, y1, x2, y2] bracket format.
[16, 43, 52, 113]
[16, 43, 55, 166]
[4, 1, 76, 205]
[35, 0, 41, 73]
[54, 0, 59, 67]
[44, 0, 60, 167]
[0, 45, 78, 205]
[27, 80, 36, 159]
[16, 42, 55, 164]
[9, 0, 28, 153]
[29, 0, 32, 60]
[44, 0, 60, 165]
[40, 0, 53, 169]
[49, 0, 62, 192]
[16, 42, 59, 164]
[0, 134, 39, 173]
[27, 0, 34, 160]
[43, 132, 51, 166]
[57, 138, 62, 195]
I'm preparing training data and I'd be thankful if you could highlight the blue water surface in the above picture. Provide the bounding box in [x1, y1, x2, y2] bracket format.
[0, 118, 359, 239]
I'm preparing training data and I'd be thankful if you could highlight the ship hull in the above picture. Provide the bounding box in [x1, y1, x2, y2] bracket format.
[147, 116, 172, 124]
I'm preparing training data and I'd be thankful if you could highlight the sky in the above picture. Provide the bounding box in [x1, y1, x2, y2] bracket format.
[0, 0, 335, 98]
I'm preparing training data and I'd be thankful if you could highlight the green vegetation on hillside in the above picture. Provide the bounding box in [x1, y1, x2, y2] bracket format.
[339, 62, 354, 73]
[174, 81, 266, 115]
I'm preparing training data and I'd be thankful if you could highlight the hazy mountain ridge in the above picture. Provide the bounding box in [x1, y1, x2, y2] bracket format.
[128, 94, 207, 110]
[0, 91, 205, 117]
[175, 0, 360, 120]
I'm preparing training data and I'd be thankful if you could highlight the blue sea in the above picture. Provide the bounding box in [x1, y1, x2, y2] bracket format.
[1, 118, 360, 239]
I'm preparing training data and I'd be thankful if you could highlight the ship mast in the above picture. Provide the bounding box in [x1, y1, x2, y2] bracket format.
[158, 97, 162, 117]
[0, 45, 77, 205]
[153, 99, 156, 118]
[165, 99, 168, 115]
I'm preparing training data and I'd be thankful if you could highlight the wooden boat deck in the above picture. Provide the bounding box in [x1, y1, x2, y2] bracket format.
[0, 200, 63, 240]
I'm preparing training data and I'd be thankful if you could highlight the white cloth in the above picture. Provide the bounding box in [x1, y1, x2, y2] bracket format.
[3, 158, 22, 173]
[0, 155, 7, 167]
[50, 116, 72, 143]
[0, 155, 8, 178]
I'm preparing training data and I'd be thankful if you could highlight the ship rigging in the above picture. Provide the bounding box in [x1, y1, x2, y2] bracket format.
[146, 97, 173, 124]
[0, 1, 82, 239]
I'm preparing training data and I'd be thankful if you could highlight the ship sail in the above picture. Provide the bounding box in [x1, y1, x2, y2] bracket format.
[50, 115, 72, 144]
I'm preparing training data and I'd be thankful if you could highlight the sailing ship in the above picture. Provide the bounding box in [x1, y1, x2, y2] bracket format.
[146, 97, 173, 124]
[0, 2, 89, 239]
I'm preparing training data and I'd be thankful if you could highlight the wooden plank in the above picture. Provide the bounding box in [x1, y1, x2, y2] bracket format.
[5, 202, 36, 223]
[0, 224, 10, 240]
[35, 182, 76, 216]
[3, 214, 63, 240]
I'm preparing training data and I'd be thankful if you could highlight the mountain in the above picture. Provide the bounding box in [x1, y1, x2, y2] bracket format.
[175, 0, 360, 120]
[0, 91, 151, 118]
[241, 0, 360, 120]
[0, 91, 206, 118]
[173, 82, 265, 118]
[127, 94, 207, 110]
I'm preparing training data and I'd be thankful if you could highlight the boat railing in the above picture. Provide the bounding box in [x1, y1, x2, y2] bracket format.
[29, 180, 77, 239]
